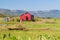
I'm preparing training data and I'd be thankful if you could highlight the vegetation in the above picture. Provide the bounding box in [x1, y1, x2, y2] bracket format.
[0, 17, 60, 40]
[0, 13, 7, 17]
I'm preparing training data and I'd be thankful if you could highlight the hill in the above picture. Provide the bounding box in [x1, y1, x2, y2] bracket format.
[0, 9, 60, 18]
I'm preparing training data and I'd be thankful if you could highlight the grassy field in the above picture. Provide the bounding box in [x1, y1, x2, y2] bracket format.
[0, 18, 60, 40]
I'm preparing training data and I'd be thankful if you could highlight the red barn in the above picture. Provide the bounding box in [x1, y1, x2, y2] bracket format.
[20, 12, 34, 21]
[20, 14, 26, 21]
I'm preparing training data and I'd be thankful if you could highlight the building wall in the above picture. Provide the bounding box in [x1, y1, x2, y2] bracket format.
[25, 13, 31, 20]
[20, 14, 26, 21]
[20, 12, 34, 21]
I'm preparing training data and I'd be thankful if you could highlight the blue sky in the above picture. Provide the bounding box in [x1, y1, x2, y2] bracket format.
[0, 0, 60, 11]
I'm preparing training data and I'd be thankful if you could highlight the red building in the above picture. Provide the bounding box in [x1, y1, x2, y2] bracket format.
[20, 12, 34, 21]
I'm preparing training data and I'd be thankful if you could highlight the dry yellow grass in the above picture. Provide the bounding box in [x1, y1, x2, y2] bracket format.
[0, 17, 3, 21]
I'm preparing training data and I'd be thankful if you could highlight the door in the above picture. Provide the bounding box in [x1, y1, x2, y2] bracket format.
[26, 16, 28, 21]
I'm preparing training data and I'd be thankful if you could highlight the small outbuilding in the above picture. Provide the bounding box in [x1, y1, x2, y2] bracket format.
[20, 12, 34, 21]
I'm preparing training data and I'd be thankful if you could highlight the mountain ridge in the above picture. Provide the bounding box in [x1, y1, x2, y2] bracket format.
[0, 9, 60, 18]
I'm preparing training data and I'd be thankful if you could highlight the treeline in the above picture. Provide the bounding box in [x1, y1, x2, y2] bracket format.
[0, 13, 7, 17]
[0, 13, 14, 17]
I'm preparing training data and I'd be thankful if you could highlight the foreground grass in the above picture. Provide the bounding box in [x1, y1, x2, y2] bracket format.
[0, 18, 60, 40]
[0, 30, 60, 40]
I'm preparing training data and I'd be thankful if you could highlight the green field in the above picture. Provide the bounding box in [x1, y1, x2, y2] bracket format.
[0, 18, 60, 40]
